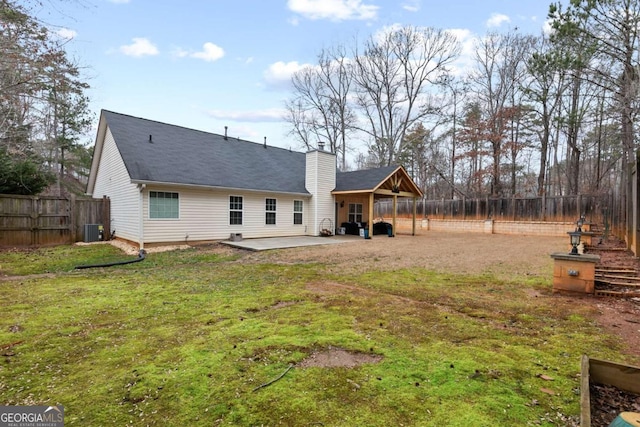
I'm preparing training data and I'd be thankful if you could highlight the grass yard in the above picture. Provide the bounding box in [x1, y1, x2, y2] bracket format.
[0, 234, 638, 426]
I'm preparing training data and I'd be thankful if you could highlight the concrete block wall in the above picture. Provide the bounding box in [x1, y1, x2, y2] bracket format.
[393, 218, 574, 237]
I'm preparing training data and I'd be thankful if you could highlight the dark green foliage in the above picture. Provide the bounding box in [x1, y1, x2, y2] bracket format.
[0, 0, 93, 196]
[0, 147, 55, 195]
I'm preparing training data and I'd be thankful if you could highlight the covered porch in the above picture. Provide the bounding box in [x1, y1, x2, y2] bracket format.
[333, 165, 423, 238]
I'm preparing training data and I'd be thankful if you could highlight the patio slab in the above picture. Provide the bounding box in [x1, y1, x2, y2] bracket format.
[220, 235, 360, 251]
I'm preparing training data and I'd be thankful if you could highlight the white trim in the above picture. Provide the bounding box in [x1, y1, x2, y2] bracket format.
[265, 197, 277, 226]
[148, 190, 181, 220]
[132, 179, 311, 197]
[293, 199, 303, 225]
[138, 185, 145, 249]
[229, 194, 244, 226]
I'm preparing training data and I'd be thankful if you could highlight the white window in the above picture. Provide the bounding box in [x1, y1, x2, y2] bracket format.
[265, 198, 276, 225]
[229, 196, 243, 225]
[348, 203, 363, 223]
[149, 191, 179, 219]
[293, 200, 303, 225]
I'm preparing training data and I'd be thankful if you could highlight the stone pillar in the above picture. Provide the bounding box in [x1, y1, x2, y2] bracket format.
[550, 252, 600, 294]
[484, 219, 494, 234]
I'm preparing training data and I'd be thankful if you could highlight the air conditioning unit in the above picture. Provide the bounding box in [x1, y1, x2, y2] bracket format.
[84, 224, 103, 242]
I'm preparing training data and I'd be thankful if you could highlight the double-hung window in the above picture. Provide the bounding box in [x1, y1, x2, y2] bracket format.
[293, 200, 303, 225]
[149, 191, 179, 219]
[348, 203, 363, 223]
[265, 198, 276, 225]
[229, 196, 243, 225]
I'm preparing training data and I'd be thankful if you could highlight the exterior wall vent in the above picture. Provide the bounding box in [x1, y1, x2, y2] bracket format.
[229, 233, 243, 241]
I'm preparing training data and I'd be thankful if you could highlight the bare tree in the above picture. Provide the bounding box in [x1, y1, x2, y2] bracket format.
[351, 25, 460, 166]
[0, 0, 92, 195]
[525, 35, 571, 196]
[467, 31, 536, 196]
[436, 75, 468, 198]
[284, 45, 356, 170]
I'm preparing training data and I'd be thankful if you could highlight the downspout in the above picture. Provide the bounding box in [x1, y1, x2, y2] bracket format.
[138, 184, 145, 249]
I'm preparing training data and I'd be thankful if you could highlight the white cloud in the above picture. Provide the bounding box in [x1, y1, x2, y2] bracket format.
[402, 0, 420, 13]
[120, 38, 159, 57]
[171, 43, 225, 62]
[486, 13, 510, 28]
[287, 0, 378, 22]
[191, 42, 225, 62]
[445, 28, 478, 77]
[107, 0, 131, 3]
[171, 47, 189, 59]
[264, 61, 311, 87]
[56, 28, 77, 40]
[206, 108, 286, 123]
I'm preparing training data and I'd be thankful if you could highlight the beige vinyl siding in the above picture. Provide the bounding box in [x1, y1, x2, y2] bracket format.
[92, 127, 140, 242]
[142, 187, 310, 243]
[305, 150, 336, 235]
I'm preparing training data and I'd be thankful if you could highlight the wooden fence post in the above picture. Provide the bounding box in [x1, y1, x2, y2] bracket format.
[577, 194, 582, 218]
[30, 196, 38, 246]
[463, 196, 466, 220]
[485, 195, 490, 218]
[69, 194, 76, 243]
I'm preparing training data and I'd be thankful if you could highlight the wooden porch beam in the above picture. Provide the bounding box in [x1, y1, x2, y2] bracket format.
[374, 189, 416, 198]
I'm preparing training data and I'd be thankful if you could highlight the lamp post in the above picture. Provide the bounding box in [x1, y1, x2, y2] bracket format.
[576, 216, 585, 232]
[568, 230, 581, 255]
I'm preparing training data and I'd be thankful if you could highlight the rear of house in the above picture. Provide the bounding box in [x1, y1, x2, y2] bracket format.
[86, 110, 336, 248]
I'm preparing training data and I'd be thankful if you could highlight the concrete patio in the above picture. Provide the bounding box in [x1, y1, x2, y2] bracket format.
[220, 235, 360, 251]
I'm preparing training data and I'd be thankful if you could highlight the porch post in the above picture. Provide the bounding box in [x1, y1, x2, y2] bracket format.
[392, 194, 397, 237]
[412, 196, 417, 236]
[368, 192, 374, 238]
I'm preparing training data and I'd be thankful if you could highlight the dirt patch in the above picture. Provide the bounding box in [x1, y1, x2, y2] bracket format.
[298, 346, 383, 368]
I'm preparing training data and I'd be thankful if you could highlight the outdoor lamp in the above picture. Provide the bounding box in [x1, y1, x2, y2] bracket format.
[576, 216, 584, 232]
[568, 230, 581, 255]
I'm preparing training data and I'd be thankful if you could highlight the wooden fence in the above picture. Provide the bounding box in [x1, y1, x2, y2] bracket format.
[375, 194, 623, 235]
[0, 195, 110, 247]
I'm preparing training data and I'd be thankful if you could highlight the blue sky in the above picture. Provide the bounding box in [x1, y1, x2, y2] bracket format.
[43, 0, 557, 158]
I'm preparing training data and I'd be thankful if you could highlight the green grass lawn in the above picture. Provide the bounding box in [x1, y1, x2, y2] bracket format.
[0, 243, 635, 426]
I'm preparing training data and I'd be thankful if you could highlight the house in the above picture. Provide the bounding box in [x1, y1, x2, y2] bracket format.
[86, 110, 423, 248]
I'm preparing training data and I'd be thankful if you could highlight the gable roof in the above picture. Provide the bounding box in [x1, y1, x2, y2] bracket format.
[96, 110, 310, 195]
[88, 110, 423, 199]
[335, 165, 423, 197]
[335, 165, 399, 192]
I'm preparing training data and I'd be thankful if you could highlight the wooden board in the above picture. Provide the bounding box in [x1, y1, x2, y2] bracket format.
[582, 356, 640, 427]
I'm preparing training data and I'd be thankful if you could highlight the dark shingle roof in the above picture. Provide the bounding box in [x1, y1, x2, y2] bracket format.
[103, 110, 310, 194]
[335, 165, 399, 191]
